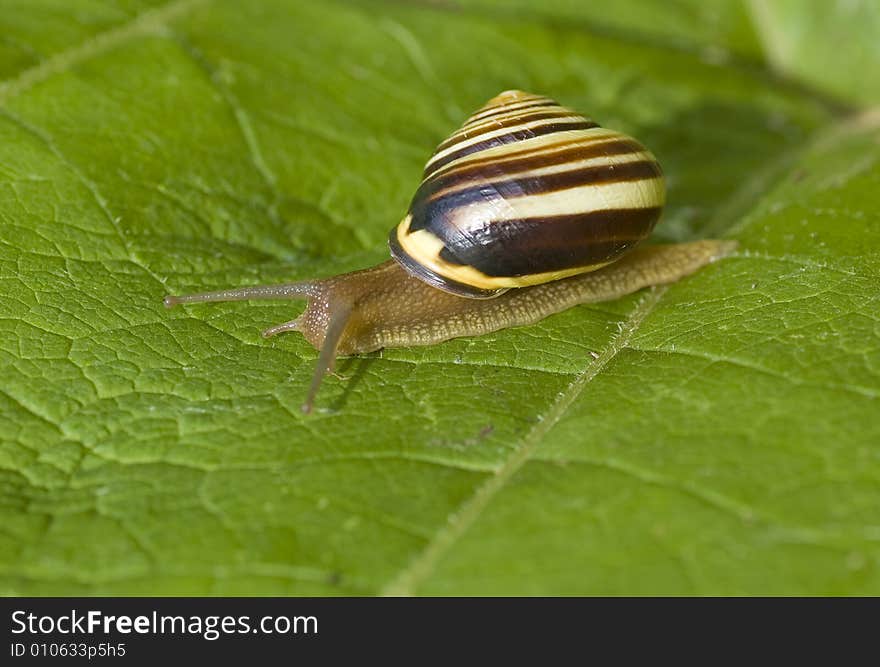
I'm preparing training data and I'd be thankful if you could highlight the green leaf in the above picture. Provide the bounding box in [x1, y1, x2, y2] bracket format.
[1, 0, 878, 595]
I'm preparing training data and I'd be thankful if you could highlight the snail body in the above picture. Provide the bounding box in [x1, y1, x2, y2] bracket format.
[165, 91, 734, 412]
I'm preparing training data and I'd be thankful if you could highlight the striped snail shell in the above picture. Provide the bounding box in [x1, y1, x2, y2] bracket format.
[164, 90, 733, 413]
[389, 90, 666, 298]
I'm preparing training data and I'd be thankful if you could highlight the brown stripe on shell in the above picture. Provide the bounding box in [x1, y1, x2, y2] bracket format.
[467, 92, 552, 117]
[466, 99, 558, 124]
[436, 207, 664, 277]
[427, 160, 661, 205]
[424, 120, 600, 177]
[426, 135, 643, 181]
[433, 109, 582, 154]
[423, 139, 654, 198]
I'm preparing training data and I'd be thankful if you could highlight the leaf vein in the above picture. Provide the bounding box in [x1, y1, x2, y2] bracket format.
[169, 34, 285, 231]
[641, 345, 880, 400]
[0, 108, 169, 294]
[0, 0, 211, 105]
[380, 286, 669, 595]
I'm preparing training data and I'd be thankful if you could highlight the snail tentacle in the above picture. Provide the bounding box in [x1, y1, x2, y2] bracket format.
[261, 318, 302, 338]
[164, 281, 317, 308]
[302, 300, 354, 414]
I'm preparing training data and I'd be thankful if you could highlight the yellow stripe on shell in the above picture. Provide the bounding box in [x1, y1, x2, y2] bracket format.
[443, 176, 665, 236]
[394, 215, 621, 291]
[426, 143, 659, 201]
[455, 104, 577, 137]
[424, 114, 589, 173]
[424, 127, 621, 180]
[466, 90, 551, 120]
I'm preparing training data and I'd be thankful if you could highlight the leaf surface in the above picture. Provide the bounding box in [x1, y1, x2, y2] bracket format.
[0, 0, 878, 595]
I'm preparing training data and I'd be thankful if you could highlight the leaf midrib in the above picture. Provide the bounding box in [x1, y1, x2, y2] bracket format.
[380, 286, 668, 595]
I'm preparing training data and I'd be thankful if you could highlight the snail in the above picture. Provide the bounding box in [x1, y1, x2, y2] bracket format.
[164, 90, 735, 412]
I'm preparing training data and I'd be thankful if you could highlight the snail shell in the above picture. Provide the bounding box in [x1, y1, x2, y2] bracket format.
[390, 90, 665, 297]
